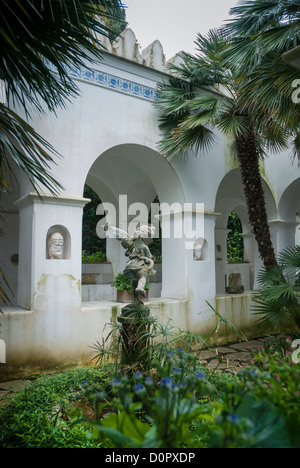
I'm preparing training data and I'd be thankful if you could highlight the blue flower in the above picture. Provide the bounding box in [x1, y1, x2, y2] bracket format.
[196, 371, 205, 380]
[134, 383, 146, 394]
[228, 414, 239, 424]
[172, 368, 182, 375]
[144, 377, 154, 387]
[111, 378, 122, 387]
[160, 377, 173, 388]
[133, 372, 143, 380]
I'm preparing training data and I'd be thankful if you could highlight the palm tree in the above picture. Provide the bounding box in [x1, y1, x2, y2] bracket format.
[0, 0, 125, 196]
[155, 28, 299, 269]
[0, 0, 125, 306]
[223, 0, 300, 136]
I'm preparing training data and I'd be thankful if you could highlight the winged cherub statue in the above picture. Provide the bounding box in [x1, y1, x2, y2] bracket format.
[106, 224, 156, 301]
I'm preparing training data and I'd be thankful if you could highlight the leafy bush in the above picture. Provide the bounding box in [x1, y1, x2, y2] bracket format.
[206, 339, 300, 448]
[111, 273, 150, 292]
[227, 211, 244, 263]
[2, 339, 299, 448]
[86, 340, 300, 448]
[82, 250, 107, 263]
[0, 366, 114, 448]
[84, 349, 221, 448]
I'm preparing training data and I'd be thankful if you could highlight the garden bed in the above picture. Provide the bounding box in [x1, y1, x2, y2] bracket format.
[0, 335, 299, 448]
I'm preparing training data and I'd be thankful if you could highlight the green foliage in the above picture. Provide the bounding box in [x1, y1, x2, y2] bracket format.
[0, 1, 124, 196]
[0, 366, 114, 448]
[2, 337, 300, 448]
[82, 185, 106, 255]
[108, 6, 127, 43]
[254, 246, 300, 328]
[227, 211, 244, 263]
[206, 340, 300, 448]
[90, 302, 247, 374]
[82, 250, 107, 263]
[223, 0, 300, 134]
[86, 349, 218, 448]
[111, 273, 132, 292]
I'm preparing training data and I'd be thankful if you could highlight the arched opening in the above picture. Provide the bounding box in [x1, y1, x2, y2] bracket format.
[81, 143, 186, 303]
[227, 211, 244, 264]
[278, 178, 300, 251]
[215, 168, 276, 294]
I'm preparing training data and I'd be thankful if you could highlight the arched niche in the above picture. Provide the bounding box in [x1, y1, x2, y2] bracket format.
[46, 225, 71, 260]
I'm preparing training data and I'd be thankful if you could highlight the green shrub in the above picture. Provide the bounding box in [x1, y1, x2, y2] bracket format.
[85, 349, 220, 448]
[111, 273, 150, 292]
[82, 250, 107, 263]
[206, 339, 300, 448]
[0, 366, 114, 448]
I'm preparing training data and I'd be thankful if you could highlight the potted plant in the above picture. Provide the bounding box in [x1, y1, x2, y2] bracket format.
[112, 273, 150, 303]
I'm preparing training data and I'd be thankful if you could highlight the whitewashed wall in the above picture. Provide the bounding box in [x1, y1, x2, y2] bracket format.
[1, 29, 300, 377]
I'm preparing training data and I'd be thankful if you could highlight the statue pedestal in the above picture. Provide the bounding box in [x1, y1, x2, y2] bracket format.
[118, 302, 151, 371]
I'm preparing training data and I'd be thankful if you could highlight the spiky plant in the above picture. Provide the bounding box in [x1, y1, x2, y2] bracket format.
[254, 246, 300, 329]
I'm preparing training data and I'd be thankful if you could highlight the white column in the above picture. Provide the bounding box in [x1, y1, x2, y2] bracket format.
[215, 228, 230, 294]
[269, 219, 298, 255]
[15, 193, 89, 311]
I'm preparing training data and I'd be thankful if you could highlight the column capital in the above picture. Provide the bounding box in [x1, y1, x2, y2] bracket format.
[14, 192, 90, 210]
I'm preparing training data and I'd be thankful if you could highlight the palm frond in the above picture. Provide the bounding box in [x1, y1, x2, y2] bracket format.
[158, 121, 215, 160]
[226, 0, 300, 38]
[254, 246, 300, 328]
[0, 103, 63, 195]
[278, 245, 300, 269]
[0, 0, 125, 115]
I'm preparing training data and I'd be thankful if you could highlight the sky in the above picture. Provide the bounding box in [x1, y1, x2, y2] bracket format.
[124, 0, 239, 60]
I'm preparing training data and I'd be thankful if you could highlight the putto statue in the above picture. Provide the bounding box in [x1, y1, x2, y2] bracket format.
[47, 232, 64, 260]
[106, 224, 156, 301]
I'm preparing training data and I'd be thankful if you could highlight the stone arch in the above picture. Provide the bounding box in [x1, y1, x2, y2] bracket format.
[278, 178, 300, 250]
[82, 143, 187, 301]
[214, 168, 276, 293]
[278, 178, 300, 222]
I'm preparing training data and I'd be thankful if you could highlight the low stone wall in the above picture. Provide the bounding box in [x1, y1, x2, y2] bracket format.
[81, 262, 162, 302]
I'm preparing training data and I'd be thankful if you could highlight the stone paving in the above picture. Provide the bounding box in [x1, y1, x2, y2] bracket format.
[0, 336, 277, 409]
[0, 379, 32, 408]
[198, 337, 275, 374]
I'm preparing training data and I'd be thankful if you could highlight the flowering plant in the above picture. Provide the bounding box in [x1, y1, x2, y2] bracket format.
[85, 349, 216, 448]
[207, 338, 300, 448]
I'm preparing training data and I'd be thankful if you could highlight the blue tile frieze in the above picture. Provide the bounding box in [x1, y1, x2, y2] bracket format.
[45, 59, 158, 102]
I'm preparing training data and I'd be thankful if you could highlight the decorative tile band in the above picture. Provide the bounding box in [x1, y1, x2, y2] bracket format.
[45, 60, 158, 102]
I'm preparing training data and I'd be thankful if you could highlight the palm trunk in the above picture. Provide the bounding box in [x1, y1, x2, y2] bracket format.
[235, 128, 278, 269]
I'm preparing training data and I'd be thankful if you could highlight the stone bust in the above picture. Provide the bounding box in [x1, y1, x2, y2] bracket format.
[47, 232, 64, 259]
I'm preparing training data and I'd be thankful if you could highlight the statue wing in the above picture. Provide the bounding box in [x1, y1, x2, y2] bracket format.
[105, 225, 131, 240]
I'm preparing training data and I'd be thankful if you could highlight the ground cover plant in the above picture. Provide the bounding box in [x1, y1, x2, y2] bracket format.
[1, 336, 299, 448]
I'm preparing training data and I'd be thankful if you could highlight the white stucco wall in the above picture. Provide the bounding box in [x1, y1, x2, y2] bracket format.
[1, 33, 300, 377]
